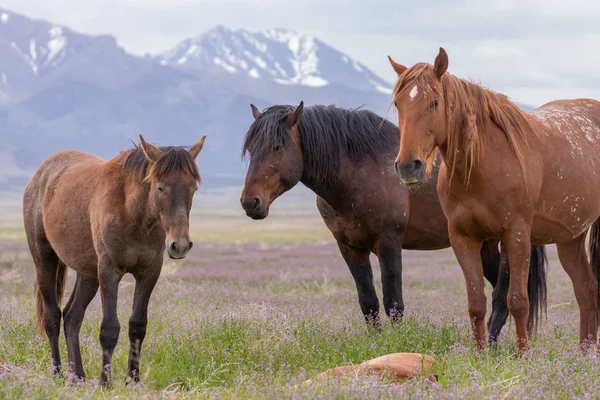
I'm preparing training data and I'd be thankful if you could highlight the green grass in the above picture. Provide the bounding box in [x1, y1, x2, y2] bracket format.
[1, 298, 596, 400]
[1, 205, 599, 399]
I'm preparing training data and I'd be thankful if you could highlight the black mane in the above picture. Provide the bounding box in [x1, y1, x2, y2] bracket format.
[241, 104, 399, 186]
[123, 145, 201, 183]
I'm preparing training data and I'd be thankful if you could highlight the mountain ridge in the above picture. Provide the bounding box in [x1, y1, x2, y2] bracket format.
[154, 25, 394, 94]
[0, 8, 536, 190]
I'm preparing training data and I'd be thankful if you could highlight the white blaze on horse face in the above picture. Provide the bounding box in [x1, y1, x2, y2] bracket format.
[409, 85, 418, 101]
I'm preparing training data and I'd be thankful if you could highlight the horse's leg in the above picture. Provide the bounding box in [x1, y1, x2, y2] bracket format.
[126, 266, 161, 383]
[98, 259, 124, 386]
[376, 241, 404, 323]
[32, 243, 64, 375]
[503, 228, 532, 354]
[449, 226, 487, 351]
[63, 273, 99, 381]
[482, 241, 510, 346]
[556, 237, 598, 350]
[337, 242, 380, 329]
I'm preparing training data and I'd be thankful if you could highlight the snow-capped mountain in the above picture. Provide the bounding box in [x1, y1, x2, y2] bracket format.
[0, 9, 396, 189]
[155, 26, 393, 94]
[0, 8, 121, 102]
[0, 11, 72, 75]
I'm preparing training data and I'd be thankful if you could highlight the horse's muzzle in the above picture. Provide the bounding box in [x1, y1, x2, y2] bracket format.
[395, 158, 425, 186]
[168, 239, 193, 259]
[240, 196, 269, 220]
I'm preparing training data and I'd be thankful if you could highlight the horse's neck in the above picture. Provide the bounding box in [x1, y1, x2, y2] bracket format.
[300, 153, 365, 211]
[437, 119, 515, 192]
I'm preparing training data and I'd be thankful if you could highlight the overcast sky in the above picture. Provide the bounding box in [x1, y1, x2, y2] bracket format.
[4, 0, 600, 106]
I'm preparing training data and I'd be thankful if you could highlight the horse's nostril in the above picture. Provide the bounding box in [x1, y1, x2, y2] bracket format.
[170, 242, 177, 252]
[252, 197, 260, 208]
[188, 242, 193, 250]
[413, 159, 423, 171]
[394, 161, 401, 174]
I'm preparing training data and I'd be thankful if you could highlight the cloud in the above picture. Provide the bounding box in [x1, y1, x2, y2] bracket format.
[3, 0, 600, 106]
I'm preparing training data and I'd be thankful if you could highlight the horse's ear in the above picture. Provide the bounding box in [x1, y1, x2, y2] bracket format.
[139, 134, 162, 163]
[188, 135, 207, 160]
[388, 55, 407, 76]
[285, 101, 304, 127]
[433, 47, 448, 79]
[250, 104, 262, 120]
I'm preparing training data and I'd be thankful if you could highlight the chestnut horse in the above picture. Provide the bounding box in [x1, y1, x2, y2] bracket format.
[23, 134, 206, 385]
[389, 48, 600, 353]
[240, 103, 547, 343]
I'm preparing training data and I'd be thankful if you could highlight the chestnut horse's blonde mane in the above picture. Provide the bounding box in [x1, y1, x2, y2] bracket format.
[393, 63, 531, 188]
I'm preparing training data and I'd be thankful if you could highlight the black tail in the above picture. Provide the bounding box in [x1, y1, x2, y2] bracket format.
[526, 244, 548, 336]
[35, 260, 67, 338]
[588, 219, 600, 326]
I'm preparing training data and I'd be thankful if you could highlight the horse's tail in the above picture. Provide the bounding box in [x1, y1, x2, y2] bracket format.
[526, 244, 548, 336]
[588, 218, 600, 326]
[35, 260, 68, 337]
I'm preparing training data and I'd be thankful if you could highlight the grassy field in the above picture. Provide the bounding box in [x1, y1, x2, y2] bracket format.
[1, 191, 600, 399]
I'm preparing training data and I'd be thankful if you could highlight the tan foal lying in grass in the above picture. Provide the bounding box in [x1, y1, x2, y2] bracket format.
[304, 353, 436, 385]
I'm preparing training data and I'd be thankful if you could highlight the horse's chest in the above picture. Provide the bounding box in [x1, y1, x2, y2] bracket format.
[318, 203, 377, 249]
[99, 226, 165, 272]
[113, 242, 164, 272]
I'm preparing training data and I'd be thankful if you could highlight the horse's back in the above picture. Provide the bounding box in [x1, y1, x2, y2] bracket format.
[24, 150, 104, 211]
[530, 99, 600, 132]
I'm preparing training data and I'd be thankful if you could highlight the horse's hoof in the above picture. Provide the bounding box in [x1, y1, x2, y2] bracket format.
[125, 375, 141, 385]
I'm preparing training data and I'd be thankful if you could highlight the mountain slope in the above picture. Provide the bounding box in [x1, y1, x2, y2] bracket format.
[0, 9, 536, 191]
[154, 26, 393, 94]
[0, 8, 124, 102]
[0, 10, 395, 189]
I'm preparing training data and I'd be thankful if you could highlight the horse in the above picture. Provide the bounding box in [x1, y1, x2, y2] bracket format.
[388, 47, 600, 354]
[239, 102, 547, 344]
[23, 134, 206, 385]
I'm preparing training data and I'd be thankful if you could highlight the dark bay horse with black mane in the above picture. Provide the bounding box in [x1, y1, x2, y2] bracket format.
[239, 102, 547, 343]
[23, 134, 206, 385]
[389, 47, 600, 353]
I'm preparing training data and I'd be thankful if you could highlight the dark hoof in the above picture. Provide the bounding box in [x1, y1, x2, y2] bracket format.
[125, 374, 140, 385]
[100, 379, 112, 389]
[51, 364, 62, 378]
[365, 319, 382, 333]
[389, 312, 404, 326]
[68, 374, 86, 385]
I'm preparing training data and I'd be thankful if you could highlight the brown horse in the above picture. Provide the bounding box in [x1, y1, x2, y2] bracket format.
[23, 134, 206, 385]
[389, 47, 600, 353]
[239, 103, 547, 344]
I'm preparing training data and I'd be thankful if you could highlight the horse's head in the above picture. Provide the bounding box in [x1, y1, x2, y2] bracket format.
[388, 48, 450, 187]
[240, 102, 304, 219]
[138, 134, 206, 259]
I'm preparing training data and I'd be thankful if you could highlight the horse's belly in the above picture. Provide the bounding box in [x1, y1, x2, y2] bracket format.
[42, 189, 98, 275]
[532, 201, 599, 244]
[44, 219, 98, 275]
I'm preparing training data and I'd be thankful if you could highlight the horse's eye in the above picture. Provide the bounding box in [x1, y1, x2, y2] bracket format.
[430, 99, 439, 109]
[158, 187, 165, 193]
[273, 144, 282, 152]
